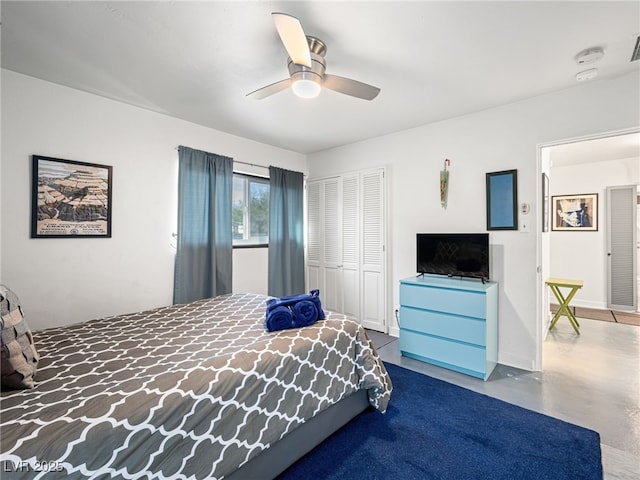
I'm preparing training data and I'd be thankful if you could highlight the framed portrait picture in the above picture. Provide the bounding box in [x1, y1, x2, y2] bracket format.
[486, 169, 518, 230]
[551, 193, 598, 231]
[31, 155, 113, 238]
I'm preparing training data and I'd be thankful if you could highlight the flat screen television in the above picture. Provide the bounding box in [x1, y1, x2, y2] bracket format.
[416, 233, 490, 282]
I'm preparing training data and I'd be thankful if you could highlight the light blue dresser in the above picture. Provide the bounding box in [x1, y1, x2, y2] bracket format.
[399, 275, 498, 380]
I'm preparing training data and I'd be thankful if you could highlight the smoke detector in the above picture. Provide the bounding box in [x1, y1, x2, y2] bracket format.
[575, 68, 599, 82]
[575, 47, 605, 65]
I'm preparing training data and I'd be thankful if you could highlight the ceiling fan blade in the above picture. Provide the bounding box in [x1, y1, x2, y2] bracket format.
[272, 12, 312, 68]
[246, 78, 292, 100]
[323, 74, 380, 101]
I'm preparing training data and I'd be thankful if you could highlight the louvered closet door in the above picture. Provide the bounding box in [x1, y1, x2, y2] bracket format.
[607, 185, 637, 311]
[360, 169, 386, 331]
[306, 169, 386, 331]
[306, 178, 342, 313]
[306, 181, 322, 294]
[342, 174, 360, 320]
[322, 178, 343, 313]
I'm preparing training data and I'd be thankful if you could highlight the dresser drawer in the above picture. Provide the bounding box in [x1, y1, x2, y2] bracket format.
[399, 330, 486, 375]
[400, 283, 487, 319]
[399, 306, 486, 346]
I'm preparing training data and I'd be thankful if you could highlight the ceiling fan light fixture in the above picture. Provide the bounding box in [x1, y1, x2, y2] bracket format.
[247, 13, 380, 101]
[291, 71, 322, 98]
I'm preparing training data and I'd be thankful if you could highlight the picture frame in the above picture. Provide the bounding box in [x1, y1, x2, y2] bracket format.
[542, 173, 550, 232]
[486, 169, 518, 230]
[31, 155, 113, 238]
[551, 193, 598, 231]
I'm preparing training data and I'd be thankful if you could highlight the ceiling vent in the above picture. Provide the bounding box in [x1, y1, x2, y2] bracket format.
[631, 35, 640, 62]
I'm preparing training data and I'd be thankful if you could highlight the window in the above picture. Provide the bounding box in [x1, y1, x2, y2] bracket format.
[233, 173, 269, 246]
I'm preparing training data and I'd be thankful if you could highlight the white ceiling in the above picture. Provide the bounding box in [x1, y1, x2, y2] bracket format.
[1, 1, 639, 154]
[549, 132, 640, 167]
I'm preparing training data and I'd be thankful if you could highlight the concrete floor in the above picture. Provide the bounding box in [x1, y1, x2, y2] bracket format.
[377, 317, 640, 480]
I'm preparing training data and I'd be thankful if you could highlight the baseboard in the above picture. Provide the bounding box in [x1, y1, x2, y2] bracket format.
[569, 299, 608, 310]
[498, 351, 539, 372]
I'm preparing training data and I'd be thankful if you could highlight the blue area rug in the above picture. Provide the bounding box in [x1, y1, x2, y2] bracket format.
[278, 362, 602, 480]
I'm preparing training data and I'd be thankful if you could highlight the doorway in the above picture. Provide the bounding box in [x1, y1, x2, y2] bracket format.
[537, 129, 640, 367]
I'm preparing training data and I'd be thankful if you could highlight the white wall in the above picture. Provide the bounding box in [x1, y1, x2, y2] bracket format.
[550, 156, 640, 309]
[307, 70, 640, 371]
[233, 247, 269, 295]
[4, 67, 639, 369]
[1, 70, 306, 330]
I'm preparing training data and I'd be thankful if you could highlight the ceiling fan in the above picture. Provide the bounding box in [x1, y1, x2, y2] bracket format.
[247, 13, 380, 101]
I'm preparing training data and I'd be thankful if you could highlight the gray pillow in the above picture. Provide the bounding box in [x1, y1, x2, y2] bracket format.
[1, 285, 39, 389]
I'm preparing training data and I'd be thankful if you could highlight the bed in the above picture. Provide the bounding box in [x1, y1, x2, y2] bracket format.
[0, 292, 392, 479]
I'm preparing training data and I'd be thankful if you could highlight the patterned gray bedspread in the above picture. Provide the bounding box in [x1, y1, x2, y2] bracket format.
[0, 293, 392, 479]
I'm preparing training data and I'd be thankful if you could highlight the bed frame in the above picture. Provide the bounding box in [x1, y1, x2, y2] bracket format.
[227, 389, 370, 479]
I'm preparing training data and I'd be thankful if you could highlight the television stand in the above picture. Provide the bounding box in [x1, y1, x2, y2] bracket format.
[399, 275, 498, 380]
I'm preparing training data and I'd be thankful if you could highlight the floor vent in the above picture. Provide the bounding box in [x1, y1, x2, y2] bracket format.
[631, 35, 640, 62]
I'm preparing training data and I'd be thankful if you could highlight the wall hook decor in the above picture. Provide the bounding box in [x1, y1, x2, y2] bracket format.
[440, 159, 450, 209]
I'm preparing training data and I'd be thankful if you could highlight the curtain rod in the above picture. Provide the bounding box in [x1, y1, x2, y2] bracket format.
[234, 160, 269, 170]
[175, 146, 269, 170]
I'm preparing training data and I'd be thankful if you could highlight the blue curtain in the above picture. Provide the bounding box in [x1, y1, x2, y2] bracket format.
[268, 166, 305, 297]
[173, 146, 233, 304]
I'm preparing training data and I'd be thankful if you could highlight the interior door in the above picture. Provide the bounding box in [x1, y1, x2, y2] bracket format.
[306, 178, 343, 313]
[341, 174, 360, 320]
[360, 169, 386, 331]
[322, 178, 343, 313]
[607, 185, 637, 311]
[306, 170, 387, 331]
[306, 181, 322, 295]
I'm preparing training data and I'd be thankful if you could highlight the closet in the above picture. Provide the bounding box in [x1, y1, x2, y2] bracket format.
[306, 167, 387, 332]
